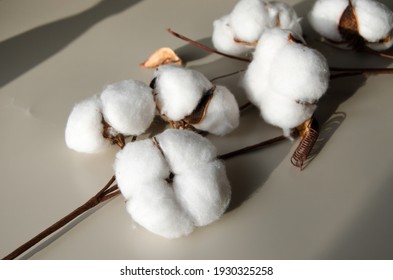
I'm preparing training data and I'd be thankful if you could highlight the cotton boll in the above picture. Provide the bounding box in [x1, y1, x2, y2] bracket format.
[173, 160, 231, 227]
[355, 0, 393, 48]
[153, 65, 212, 121]
[229, 0, 270, 43]
[100, 80, 155, 136]
[243, 28, 329, 136]
[259, 94, 316, 138]
[242, 28, 294, 106]
[126, 182, 195, 239]
[309, 0, 393, 50]
[269, 43, 329, 103]
[155, 129, 217, 174]
[228, 0, 303, 44]
[115, 129, 231, 238]
[308, 0, 348, 42]
[65, 96, 110, 153]
[114, 140, 170, 199]
[212, 15, 255, 55]
[194, 85, 240, 136]
[267, 1, 303, 36]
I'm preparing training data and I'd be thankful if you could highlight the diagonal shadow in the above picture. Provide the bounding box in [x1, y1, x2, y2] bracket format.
[0, 0, 142, 88]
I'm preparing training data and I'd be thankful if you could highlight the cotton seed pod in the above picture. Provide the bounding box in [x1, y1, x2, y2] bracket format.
[114, 129, 231, 238]
[243, 28, 330, 138]
[212, 0, 302, 55]
[308, 0, 393, 51]
[65, 96, 110, 153]
[100, 80, 155, 136]
[152, 65, 240, 135]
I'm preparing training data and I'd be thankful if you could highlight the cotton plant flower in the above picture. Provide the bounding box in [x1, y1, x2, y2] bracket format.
[243, 28, 330, 138]
[308, 0, 393, 51]
[212, 0, 302, 55]
[151, 65, 240, 136]
[65, 79, 155, 153]
[114, 129, 231, 239]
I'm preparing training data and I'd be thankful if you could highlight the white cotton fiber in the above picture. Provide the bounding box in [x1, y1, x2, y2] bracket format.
[126, 182, 195, 239]
[229, 0, 271, 43]
[173, 160, 231, 227]
[100, 80, 155, 136]
[153, 65, 212, 121]
[194, 85, 240, 136]
[155, 129, 217, 174]
[212, 15, 255, 55]
[259, 93, 317, 138]
[308, 0, 393, 50]
[308, 0, 348, 42]
[229, 0, 302, 42]
[269, 42, 329, 102]
[267, 1, 303, 36]
[243, 28, 329, 136]
[114, 140, 170, 198]
[65, 96, 110, 153]
[113, 129, 231, 238]
[355, 0, 393, 50]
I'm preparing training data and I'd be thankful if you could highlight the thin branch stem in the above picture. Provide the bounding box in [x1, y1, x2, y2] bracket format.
[2, 176, 119, 260]
[210, 69, 246, 83]
[363, 47, 393, 59]
[167, 28, 251, 62]
[218, 135, 287, 161]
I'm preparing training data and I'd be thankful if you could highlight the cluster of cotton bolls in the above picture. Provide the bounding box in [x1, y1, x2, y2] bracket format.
[65, 65, 240, 238]
[114, 129, 231, 238]
[211, 0, 330, 138]
[212, 0, 302, 56]
[308, 0, 393, 51]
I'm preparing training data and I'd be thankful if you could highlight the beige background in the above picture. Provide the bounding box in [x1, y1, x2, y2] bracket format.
[1, 0, 392, 259]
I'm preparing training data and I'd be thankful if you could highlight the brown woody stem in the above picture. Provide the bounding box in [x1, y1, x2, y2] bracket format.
[2, 176, 118, 260]
[218, 135, 287, 161]
[362, 47, 393, 59]
[330, 68, 393, 80]
[167, 28, 251, 62]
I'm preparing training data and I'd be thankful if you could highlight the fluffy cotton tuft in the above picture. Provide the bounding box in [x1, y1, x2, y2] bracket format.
[212, 0, 302, 55]
[152, 65, 239, 135]
[194, 85, 240, 136]
[65, 96, 110, 153]
[243, 28, 329, 137]
[153, 65, 212, 121]
[308, 0, 393, 50]
[114, 129, 231, 238]
[212, 15, 255, 55]
[100, 80, 155, 136]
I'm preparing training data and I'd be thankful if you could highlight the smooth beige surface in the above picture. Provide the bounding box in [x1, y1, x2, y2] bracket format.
[1, 0, 393, 259]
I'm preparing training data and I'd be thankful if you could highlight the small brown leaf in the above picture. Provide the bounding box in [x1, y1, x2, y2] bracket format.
[140, 47, 182, 68]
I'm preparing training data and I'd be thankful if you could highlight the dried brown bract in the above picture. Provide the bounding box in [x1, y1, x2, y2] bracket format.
[140, 47, 182, 68]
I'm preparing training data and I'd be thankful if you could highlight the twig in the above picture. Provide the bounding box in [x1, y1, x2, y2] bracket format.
[2, 176, 118, 260]
[167, 28, 251, 62]
[218, 135, 287, 160]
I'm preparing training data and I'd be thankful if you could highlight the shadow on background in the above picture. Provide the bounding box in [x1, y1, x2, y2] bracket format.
[319, 172, 393, 259]
[0, 0, 141, 88]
